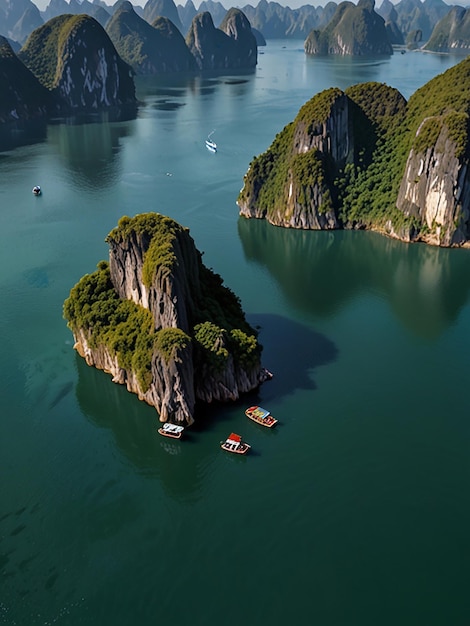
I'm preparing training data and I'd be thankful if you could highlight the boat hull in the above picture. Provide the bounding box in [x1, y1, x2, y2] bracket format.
[221, 442, 250, 454]
[158, 427, 183, 439]
[245, 406, 278, 427]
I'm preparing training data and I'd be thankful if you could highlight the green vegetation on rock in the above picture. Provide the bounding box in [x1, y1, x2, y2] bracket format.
[64, 213, 261, 393]
[238, 56, 470, 238]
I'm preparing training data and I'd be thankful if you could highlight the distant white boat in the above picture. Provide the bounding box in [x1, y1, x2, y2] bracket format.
[205, 130, 217, 153]
[32, 185, 41, 196]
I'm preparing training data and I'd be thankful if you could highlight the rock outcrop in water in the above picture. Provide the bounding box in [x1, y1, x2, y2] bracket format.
[238, 56, 470, 247]
[106, 1, 196, 74]
[186, 9, 257, 70]
[18, 14, 136, 112]
[64, 213, 270, 426]
[304, 0, 393, 56]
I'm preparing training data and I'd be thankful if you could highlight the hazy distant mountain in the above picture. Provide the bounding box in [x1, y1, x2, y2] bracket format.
[106, 1, 196, 73]
[305, 0, 393, 55]
[377, 0, 449, 41]
[42, 0, 111, 26]
[0, 0, 44, 43]
[424, 5, 470, 51]
[177, 0, 197, 33]
[143, 0, 183, 33]
[10, 4, 43, 43]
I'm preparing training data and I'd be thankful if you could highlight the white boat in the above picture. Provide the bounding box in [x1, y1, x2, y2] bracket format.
[32, 185, 41, 196]
[158, 423, 184, 439]
[205, 130, 217, 153]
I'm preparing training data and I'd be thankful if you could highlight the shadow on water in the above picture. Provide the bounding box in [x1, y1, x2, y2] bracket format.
[47, 111, 137, 191]
[74, 313, 336, 494]
[75, 355, 216, 502]
[0, 118, 48, 153]
[135, 68, 255, 101]
[238, 218, 470, 338]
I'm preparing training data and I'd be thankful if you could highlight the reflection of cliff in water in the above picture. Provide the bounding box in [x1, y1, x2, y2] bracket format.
[238, 218, 470, 338]
[47, 111, 136, 190]
[0, 118, 47, 153]
[135, 70, 254, 106]
[75, 355, 215, 502]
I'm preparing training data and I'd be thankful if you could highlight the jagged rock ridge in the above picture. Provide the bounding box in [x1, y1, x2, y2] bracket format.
[63, 213, 271, 426]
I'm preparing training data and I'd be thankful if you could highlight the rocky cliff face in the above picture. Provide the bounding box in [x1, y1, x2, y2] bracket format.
[19, 14, 136, 112]
[186, 9, 257, 70]
[395, 117, 470, 246]
[64, 213, 270, 426]
[238, 88, 351, 228]
[54, 16, 136, 110]
[238, 58, 470, 247]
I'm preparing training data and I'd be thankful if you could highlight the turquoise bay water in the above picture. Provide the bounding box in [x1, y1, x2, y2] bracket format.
[1, 43, 469, 625]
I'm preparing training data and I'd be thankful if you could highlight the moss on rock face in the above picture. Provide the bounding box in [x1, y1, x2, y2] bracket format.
[64, 213, 265, 417]
[238, 56, 470, 245]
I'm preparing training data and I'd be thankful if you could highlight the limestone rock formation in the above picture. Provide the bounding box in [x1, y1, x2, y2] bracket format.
[0, 35, 59, 123]
[395, 116, 470, 246]
[64, 213, 270, 426]
[424, 6, 470, 52]
[304, 0, 393, 56]
[143, 0, 184, 34]
[106, 1, 196, 74]
[19, 14, 136, 112]
[238, 57, 470, 247]
[186, 9, 257, 70]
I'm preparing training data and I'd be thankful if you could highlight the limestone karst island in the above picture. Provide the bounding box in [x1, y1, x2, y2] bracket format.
[63, 213, 271, 426]
[237, 56, 470, 247]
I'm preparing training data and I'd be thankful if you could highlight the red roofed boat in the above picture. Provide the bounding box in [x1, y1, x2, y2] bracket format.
[220, 432, 250, 455]
[245, 406, 278, 428]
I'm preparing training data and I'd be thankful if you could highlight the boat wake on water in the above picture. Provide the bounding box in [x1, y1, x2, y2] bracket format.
[205, 130, 217, 153]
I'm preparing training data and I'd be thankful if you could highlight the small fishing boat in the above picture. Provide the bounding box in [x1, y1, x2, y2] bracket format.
[205, 130, 217, 153]
[32, 185, 41, 196]
[245, 405, 278, 428]
[158, 423, 184, 439]
[220, 432, 250, 455]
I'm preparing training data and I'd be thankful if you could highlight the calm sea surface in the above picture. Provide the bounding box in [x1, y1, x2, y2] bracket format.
[1, 42, 469, 625]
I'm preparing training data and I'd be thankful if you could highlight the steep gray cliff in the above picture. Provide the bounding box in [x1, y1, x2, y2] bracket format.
[238, 88, 351, 228]
[64, 213, 270, 426]
[394, 115, 470, 246]
[54, 16, 136, 110]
